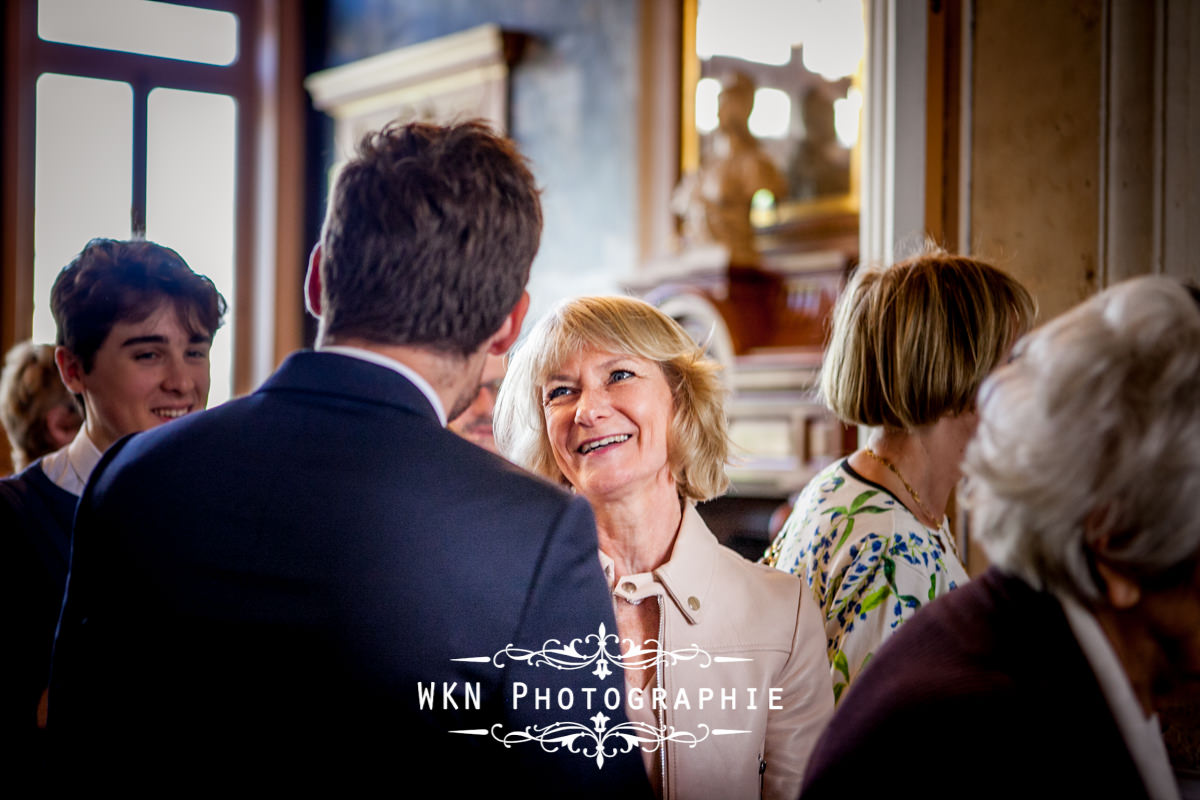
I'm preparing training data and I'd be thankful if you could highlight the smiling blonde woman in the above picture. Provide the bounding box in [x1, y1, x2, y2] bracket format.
[495, 295, 834, 800]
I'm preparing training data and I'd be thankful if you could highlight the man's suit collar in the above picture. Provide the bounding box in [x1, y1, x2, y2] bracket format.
[259, 350, 441, 423]
[317, 345, 447, 425]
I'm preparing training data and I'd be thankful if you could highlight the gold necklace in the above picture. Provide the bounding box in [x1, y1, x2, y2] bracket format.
[864, 448, 942, 526]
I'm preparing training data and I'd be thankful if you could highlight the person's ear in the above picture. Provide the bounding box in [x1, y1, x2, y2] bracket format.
[55, 346, 86, 394]
[487, 291, 530, 356]
[1085, 505, 1141, 609]
[305, 244, 324, 317]
[1092, 558, 1141, 609]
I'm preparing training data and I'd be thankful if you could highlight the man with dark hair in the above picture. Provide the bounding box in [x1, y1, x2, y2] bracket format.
[50, 121, 651, 795]
[1, 237, 224, 766]
[50, 238, 225, 451]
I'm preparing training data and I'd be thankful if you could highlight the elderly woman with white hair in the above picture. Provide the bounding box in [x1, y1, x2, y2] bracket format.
[799, 276, 1200, 800]
[494, 295, 834, 800]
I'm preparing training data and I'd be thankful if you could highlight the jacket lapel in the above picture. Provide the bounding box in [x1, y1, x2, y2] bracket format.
[654, 505, 718, 625]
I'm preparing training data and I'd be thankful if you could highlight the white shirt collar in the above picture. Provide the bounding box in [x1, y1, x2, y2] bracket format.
[1056, 591, 1181, 800]
[40, 428, 103, 497]
[318, 345, 447, 427]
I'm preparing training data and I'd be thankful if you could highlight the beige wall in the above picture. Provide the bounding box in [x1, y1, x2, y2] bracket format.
[970, 0, 1103, 323]
[967, 0, 1200, 324]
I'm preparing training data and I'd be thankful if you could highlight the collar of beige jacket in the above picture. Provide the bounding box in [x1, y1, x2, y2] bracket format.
[650, 504, 716, 625]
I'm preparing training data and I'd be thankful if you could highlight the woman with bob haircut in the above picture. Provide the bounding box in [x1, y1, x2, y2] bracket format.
[494, 295, 834, 800]
[799, 276, 1200, 798]
[762, 250, 1034, 702]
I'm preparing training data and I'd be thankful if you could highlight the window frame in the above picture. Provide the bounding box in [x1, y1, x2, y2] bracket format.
[1, 0, 305, 399]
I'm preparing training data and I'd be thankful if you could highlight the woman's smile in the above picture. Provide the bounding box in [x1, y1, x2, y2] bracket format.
[577, 433, 632, 455]
[543, 347, 675, 502]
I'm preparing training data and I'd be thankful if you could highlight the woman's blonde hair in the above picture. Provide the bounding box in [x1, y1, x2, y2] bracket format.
[494, 295, 730, 502]
[822, 251, 1035, 429]
[1, 341, 80, 469]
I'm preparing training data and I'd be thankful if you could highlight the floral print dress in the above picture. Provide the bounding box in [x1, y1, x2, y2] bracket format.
[762, 459, 968, 703]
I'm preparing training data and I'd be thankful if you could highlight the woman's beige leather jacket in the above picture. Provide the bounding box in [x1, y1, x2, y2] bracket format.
[598, 505, 834, 799]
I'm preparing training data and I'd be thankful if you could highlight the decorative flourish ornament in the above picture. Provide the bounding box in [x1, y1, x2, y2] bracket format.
[478, 623, 722, 680]
[487, 715, 713, 769]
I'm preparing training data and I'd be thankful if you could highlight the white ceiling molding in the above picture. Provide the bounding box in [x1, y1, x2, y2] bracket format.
[305, 24, 520, 164]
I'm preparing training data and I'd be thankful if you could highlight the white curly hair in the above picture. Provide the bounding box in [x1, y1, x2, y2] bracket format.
[965, 276, 1200, 601]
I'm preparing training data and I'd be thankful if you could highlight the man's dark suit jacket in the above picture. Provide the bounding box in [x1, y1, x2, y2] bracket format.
[50, 352, 650, 795]
[801, 568, 1150, 799]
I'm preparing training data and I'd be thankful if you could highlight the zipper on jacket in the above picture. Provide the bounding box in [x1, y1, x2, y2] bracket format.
[657, 595, 668, 797]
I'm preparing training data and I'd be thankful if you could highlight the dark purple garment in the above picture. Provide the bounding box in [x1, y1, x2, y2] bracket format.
[802, 568, 1150, 799]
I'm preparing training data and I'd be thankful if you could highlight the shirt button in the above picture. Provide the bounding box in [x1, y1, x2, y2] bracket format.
[621, 581, 637, 593]
[688, 596, 701, 611]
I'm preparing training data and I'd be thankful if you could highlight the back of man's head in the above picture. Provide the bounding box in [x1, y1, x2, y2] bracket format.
[318, 120, 542, 356]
